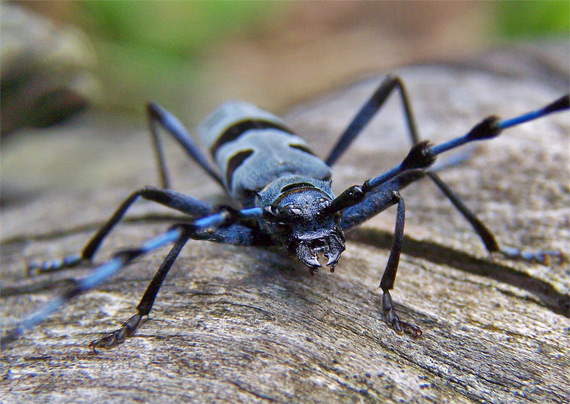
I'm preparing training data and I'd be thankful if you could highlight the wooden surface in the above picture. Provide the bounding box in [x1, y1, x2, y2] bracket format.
[1, 46, 569, 403]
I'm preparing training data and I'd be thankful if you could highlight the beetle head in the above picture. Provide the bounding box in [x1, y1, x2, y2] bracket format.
[265, 186, 345, 273]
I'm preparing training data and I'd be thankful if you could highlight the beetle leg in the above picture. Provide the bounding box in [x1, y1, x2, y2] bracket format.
[27, 186, 212, 275]
[378, 192, 422, 337]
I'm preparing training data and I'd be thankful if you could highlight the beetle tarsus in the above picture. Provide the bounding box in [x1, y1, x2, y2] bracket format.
[89, 313, 144, 353]
[382, 291, 422, 338]
[498, 247, 565, 265]
[27, 253, 83, 275]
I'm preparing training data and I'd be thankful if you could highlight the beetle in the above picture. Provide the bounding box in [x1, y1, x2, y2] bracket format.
[2, 75, 568, 350]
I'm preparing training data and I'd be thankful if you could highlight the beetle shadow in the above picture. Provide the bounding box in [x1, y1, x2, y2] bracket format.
[347, 227, 569, 317]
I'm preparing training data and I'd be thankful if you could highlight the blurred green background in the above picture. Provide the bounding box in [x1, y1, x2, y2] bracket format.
[0, 0, 568, 207]
[3, 0, 568, 128]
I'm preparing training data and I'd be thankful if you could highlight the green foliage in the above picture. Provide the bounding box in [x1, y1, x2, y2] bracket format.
[80, 2, 279, 58]
[71, 2, 284, 113]
[80, 1, 274, 56]
[496, 1, 569, 38]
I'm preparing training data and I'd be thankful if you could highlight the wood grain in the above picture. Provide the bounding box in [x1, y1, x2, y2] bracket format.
[1, 46, 569, 403]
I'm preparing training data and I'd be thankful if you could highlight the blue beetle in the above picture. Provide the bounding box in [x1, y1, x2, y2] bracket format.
[3, 75, 568, 350]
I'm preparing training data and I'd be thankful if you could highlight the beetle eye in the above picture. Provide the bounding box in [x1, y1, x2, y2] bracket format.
[265, 205, 280, 217]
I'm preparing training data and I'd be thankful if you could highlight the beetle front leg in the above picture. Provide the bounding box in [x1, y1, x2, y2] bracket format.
[89, 235, 188, 351]
[87, 209, 268, 352]
[378, 192, 422, 337]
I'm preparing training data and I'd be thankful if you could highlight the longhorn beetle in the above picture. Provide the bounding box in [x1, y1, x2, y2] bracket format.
[2, 75, 569, 350]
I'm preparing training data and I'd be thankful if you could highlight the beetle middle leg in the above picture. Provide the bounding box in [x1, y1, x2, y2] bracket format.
[27, 186, 212, 274]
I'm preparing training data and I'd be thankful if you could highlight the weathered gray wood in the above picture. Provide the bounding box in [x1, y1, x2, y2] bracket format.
[1, 47, 569, 403]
